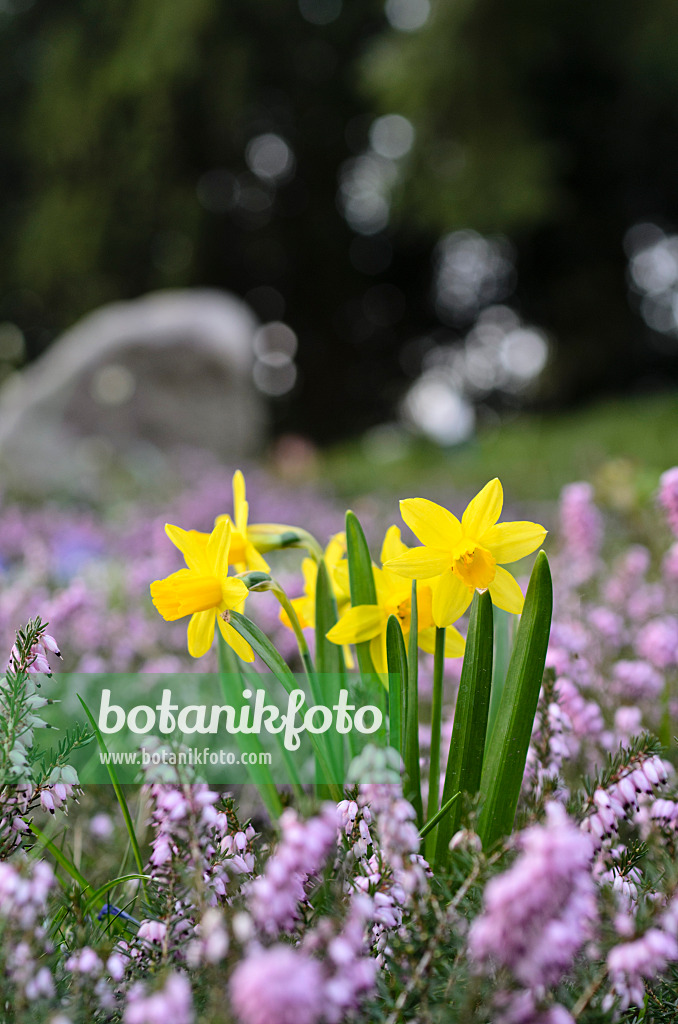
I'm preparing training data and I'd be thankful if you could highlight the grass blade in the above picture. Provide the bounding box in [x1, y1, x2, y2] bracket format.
[77, 695, 147, 896]
[28, 822, 90, 890]
[419, 791, 461, 840]
[477, 551, 553, 849]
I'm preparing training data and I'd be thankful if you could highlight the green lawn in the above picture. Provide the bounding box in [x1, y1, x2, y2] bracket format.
[320, 391, 678, 502]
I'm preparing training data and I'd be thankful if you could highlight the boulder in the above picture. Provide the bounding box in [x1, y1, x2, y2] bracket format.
[0, 289, 266, 498]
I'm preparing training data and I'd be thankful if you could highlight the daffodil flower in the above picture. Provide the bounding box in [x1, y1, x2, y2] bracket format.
[280, 533, 350, 630]
[326, 526, 465, 673]
[150, 518, 254, 661]
[384, 478, 547, 628]
[279, 533, 355, 667]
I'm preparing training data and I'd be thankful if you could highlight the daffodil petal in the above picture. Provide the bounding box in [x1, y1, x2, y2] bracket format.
[480, 521, 547, 564]
[418, 625, 466, 658]
[187, 610, 216, 658]
[233, 470, 248, 532]
[332, 562, 350, 599]
[488, 565, 524, 614]
[380, 525, 406, 564]
[244, 541, 270, 572]
[461, 479, 503, 538]
[370, 633, 387, 675]
[207, 517, 231, 571]
[415, 582, 434, 630]
[432, 570, 472, 627]
[221, 577, 249, 606]
[326, 605, 384, 645]
[400, 498, 462, 549]
[384, 547, 449, 580]
[217, 616, 255, 662]
[165, 524, 210, 572]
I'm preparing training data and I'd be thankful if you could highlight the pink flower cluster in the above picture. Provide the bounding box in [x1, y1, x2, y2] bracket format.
[247, 805, 337, 935]
[581, 754, 668, 848]
[468, 803, 597, 989]
[125, 972, 194, 1024]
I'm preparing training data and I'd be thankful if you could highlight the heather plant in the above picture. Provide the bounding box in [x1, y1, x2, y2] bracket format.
[2, 462, 678, 1022]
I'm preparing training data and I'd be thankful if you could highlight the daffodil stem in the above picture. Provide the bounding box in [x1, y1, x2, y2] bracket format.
[271, 582, 315, 679]
[271, 581, 338, 792]
[425, 626, 446, 859]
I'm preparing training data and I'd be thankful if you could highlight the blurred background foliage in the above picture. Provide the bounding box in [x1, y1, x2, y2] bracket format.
[1, 0, 678, 449]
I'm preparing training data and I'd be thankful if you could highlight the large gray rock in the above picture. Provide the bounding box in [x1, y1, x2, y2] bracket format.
[0, 289, 266, 498]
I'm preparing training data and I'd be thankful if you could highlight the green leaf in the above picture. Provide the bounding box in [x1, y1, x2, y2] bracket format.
[27, 822, 90, 890]
[315, 559, 346, 779]
[425, 626, 446, 861]
[77, 695, 147, 895]
[477, 551, 553, 849]
[435, 591, 493, 866]
[82, 873, 149, 920]
[386, 614, 407, 755]
[228, 611, 341, 799]
[405, 582, 423, 826]
[486, 606, 511, 748]
[346, 510, 378, 681]
[419, 791, 461, 839]
[217, 634, 287, 817]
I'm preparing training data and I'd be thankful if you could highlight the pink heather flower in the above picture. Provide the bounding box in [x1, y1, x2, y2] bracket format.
[125, 973, 194, 1024]
[65, 947, 102, 975]
[230, 945, 325, 1024]
[247, 805, 337, 935]
[90, 813, 114, 839]
[659, 467, 678, 537]
[611, 660, 664, 701]
[606, 928, 678, 1011]
[635, 616, 678, 669]
[138, 920, 167, 944]
[468, 803, 597, 989]
[558, 482, 603, 582]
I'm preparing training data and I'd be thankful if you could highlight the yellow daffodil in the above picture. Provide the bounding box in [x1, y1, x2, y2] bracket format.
[279, 533, 355, 667]
[150, 518, 254, 661]
[326, 526, 465, 674]
[280, 533, 350, 630]
[384, 478, 547, 628]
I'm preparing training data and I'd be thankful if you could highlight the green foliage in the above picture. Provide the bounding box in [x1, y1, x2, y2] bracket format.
[477, 550, 553, 848]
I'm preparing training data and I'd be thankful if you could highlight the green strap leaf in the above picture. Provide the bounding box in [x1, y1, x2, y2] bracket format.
[477, 551, 553, 849]
[386, 614, 407, 756]
[435, 590, 493, 867]
[405, 582, 423, 826]
[315, 559, 346, 780]
[486, 606, 511, 748]
[346, 510, 378, 681]
[424, 626, 446, 860]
